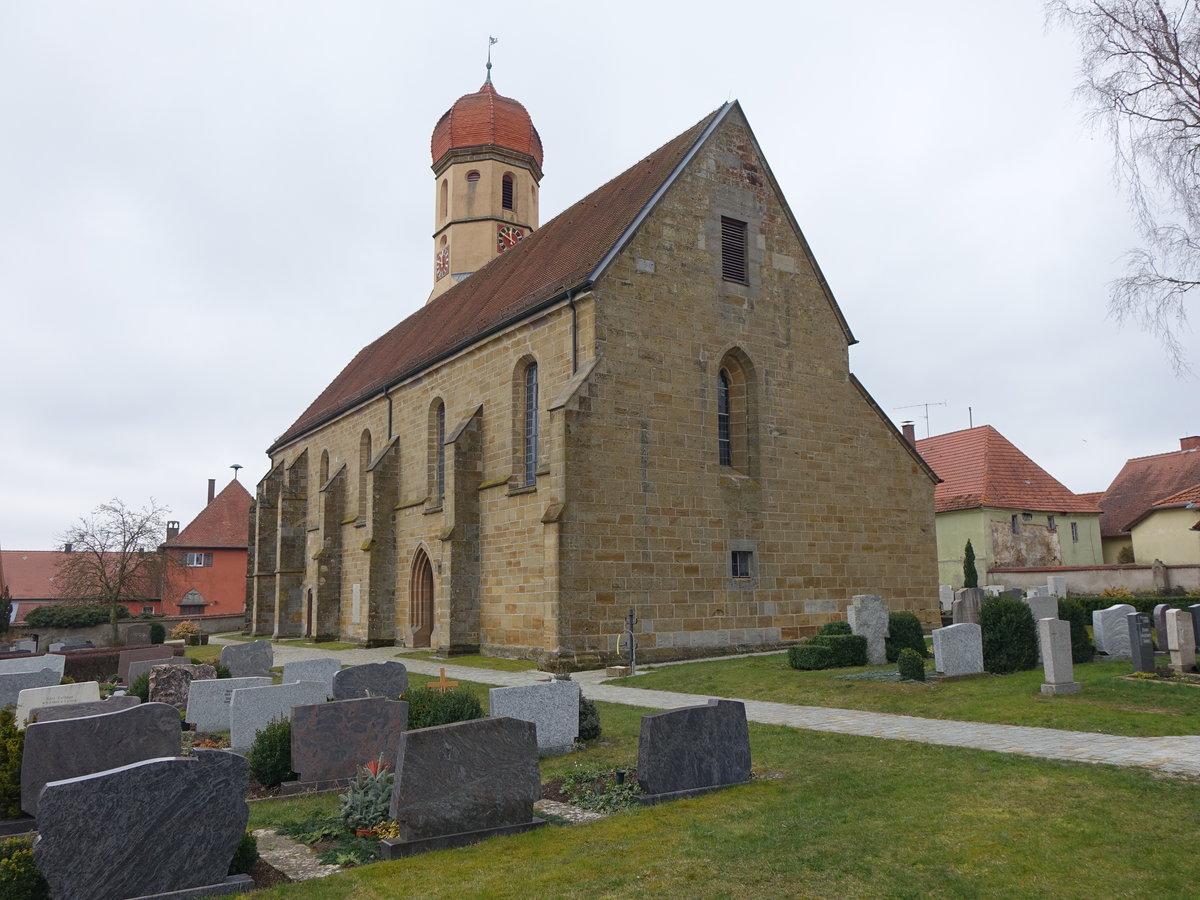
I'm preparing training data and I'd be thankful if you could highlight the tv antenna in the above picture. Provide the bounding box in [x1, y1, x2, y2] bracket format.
[894, 401, 946, 438]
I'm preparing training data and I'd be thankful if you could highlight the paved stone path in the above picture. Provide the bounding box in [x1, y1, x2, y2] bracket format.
[221, 638, 1200, 777]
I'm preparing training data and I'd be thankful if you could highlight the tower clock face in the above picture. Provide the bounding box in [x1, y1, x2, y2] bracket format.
[435, 246, 450, 280]
[496, 224, 525, 253]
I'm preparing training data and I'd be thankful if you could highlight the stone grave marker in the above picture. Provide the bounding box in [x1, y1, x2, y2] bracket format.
[186, 676, 273, 733]
[1190, 604, 1200, 653]
[1153, 603, 1171, 650]
[635, 699, 751, 803]
[1039, 618, 1080, 695]
[117, 645, 175, 682]
[21, 701, 181, 816]
[289, 696, 409, 788]
[13, 639, 37, 653]
[933, 623, 984, 677]
[282, 657, 341, 699]
[1001, 588, 1025, 601]
[0, 668, 61, 711]
[15, 681, 100, 728]
[332, 660, 408, 700]
[938, 584, 954, 612]
[1165, 608, 1196, 674]
[847, 594, 889, 665]
[149, 663, 216, 712]
[489, 679, 579, 755]
[0, 653, 66, 678]
[952, 588, 983, 625]
[1047, 576, 1067, 598]
[219, 639, 273, 677]
[1127, 612, 1156, 673]
[382, 716, 543, 859]
[29, 694, 141, 724]
[124, 623, 151, 645]
[1026, 585, 1049, 598]
[127, 655, 186, 686]
[982, 585, 1004, 597]
[1024, 595, 1059, 662]
[1093, 604, 1136, 658]
[228, 680, 328, 753]
[34, 749, 251, 900]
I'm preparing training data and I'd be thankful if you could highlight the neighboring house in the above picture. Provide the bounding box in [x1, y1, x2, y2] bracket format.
[1096, 437, 1200, 564]
[915, 426, 1103, 588]
[161, 478, 252, 617]
[248, 82, 940, 666]
[0, 549, 163, 623]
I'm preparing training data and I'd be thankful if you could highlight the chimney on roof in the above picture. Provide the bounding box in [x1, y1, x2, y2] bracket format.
[63, 542, 72, 553]
[207, 479, 216, 504]
[901, 421, 916, 446]
[166, 521, 180, 541]
[1181, 436, 1200, 452]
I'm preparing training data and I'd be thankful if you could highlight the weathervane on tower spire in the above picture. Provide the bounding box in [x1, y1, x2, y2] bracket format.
[485, 36, 497, 85]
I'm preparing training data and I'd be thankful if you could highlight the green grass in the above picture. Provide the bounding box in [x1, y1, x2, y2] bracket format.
[244, 695, 1200, 899]
[620, 654, 1200, 737]
[397, 651, 539, 672]
[277, 640, 358, 651]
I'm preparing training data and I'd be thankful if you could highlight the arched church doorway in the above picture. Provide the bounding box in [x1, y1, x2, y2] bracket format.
[409, 549, 434, 648]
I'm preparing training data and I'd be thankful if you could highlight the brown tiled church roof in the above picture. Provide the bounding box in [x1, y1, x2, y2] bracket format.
[915, 426, 1101, 516]
[431, 82, 543, 169]
[163, 480, 251, 549]
[1097, 442, 1200, 536]
[270, 105, 727, 452]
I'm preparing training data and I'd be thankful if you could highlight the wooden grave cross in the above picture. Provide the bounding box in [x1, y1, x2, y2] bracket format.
[429, 667, 459, 693]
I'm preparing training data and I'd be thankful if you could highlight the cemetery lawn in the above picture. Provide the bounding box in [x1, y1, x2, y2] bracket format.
[244, 698, 1200, 899]
[397, 651, 539, 672]
[621, 655, 1200, 737]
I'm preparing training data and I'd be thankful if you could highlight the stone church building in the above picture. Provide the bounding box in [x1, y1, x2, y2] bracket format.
[248, 79, 939, 667]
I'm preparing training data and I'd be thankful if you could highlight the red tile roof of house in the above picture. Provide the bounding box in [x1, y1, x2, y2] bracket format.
[1154, 482, 1200, 507]
[1098, 443, 1200, 536]
[431, 82, 543, 170]
[270, 105, 727, 452]
[915, 426, 1101, 515]
[0, 550, 74, 601]
[163, 479, 251, 549]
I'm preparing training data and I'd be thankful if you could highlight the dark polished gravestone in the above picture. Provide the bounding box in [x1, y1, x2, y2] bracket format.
[33, 750, 252, 900]
[332, 660, 408, 700]
[28, 694, 140, 724]
[1128, 612, 1156, 674]
[21, 701, 181, 816]
[1190, 605, 1200, 654]
[381, 716, 544, 859]
[636, 699, 752, 804]
[0, 668, 61, 710]
[117, 644, 178, 682]
[1154, 603, 1171, 651]
[284, 697, 409, 792]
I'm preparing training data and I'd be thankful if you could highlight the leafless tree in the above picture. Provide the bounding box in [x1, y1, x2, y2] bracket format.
[56, 498, 171, 644]
[1049, 0, 1200, 371]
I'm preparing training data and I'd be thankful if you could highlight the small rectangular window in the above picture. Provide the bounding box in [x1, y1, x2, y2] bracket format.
[1011, 515, 1019, 535]
[141, 606, 154, 614]
[720, 216, 747, 284]
[1047, 515, 1057, 532]
[183, 552, 213, 567]
[1070, 522, 1079, 543]
[1021, 512, 1033, 521]
[731, 549, 753, 579]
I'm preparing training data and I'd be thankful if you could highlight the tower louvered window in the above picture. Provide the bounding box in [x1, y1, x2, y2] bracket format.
[502, 174, 514, 211]
[721, 216, 747, 284]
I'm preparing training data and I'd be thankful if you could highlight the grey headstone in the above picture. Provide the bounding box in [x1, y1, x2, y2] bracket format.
[1047, 576, 1068, 598]
[219, 639, 273, 677]
[636, 699, 751, 798]
[388, 716, 540, 841]
[933, 623, 984, 677]
[149, 663, 216, 712]
[21, 701, 181, 815]
[489, 680, 579, 754]
[0, 668, 61, 710]
[982, 585, 1004, 597]
[13, 640, 37, 653]
[126, 656, 177, 686]
[15, 681, 101, 727]
[952, 588, 984, 625]
[29, 695, 141, 724]
[1024, 596, 1059, 662]
[228, 680, 328, 753]
[332, 661, 408, 700]
[124, 623, 151, 645]
[1153, 603, 1171, 650]
[1001, 588, 1024, 601]
[1127, 612, 1156, 673]
[117, 645, 175, 682]
[34, 750, 249, 900]
[282, 657, 341, 699]
[1039, 618, 1080, 695]
[1093, 604, 1136, 658]
[0, 653, 66, 678]
[847, 594, 889, 665]
[291, 697, 409, 784]
[1190, 604, 1200, 654]
[1165, 608, 1196, 673]
[186, 676, 273, 733]
[1026, 585, 1049, 598]
[938, 585, 954, 612]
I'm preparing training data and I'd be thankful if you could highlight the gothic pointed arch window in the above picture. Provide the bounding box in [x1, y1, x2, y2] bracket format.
[428, 399, 446, 508]
[512, 357, 539, 486]
[716, 349, 757, 475]
[440, 178, 448, 220]
[358, 429, 372, 522]
[409, 547, 434, 648]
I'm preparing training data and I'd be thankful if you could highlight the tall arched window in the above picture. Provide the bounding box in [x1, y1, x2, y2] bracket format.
[429, 400, 446, 507]
[409, 547, 434, 648]
[715, 349, 757, 474]
[358, 429, 372, 521]
[319, 450, 329, 486]
[717, 370, 732, 467]
[523, 362, 538, 485]
[440, 178, 448, 219]
[502, 173, 514, 211]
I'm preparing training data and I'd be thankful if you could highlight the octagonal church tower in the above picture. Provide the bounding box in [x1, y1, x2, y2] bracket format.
[428, 76, 543, 301]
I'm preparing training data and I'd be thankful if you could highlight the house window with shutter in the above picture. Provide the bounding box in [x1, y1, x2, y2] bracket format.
[721, 216, 748, 284]
[182, 552, 213, 567]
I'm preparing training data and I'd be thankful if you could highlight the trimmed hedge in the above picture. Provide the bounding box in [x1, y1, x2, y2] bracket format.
[1057, 597, 1095, 664]
[818, 621, 852, 636]
[404, 687, 484, 730]
[788, 644, 833, 670]
[23, 604, 130, 629]
[885, 612, 927, 662]
[808, 634, 868, 668]
[980, 596, 1038, 674]
[58, 645, 182, 683]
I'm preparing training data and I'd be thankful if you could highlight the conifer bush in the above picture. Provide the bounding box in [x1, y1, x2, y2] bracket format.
[248, 717, 296, 787]
[129, 672, 150, 703]
[897, 647, 926, 681]
[228, 832, 259, 876]
[979, 596, 1038, 674]
[578, 696, 601, 741]
[1057, 597, 1096, 664]
[149, 622, 166, 644]
[0, 708, 24, 819]
[963, 539, 979, 588]
[788, 644, 833, 670]
[404, 686, 484, 730]
[885, 612, 927, 662]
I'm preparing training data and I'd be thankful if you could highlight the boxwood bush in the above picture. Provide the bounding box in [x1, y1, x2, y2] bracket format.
[788, 644, 833, 670]
[808, 634, 868, 668]
[1057, 597, 1095, 664]
[23, 603, 130, 629]
[885, 612, 927, 662]
[578, 696, 601, 741]
[980, 596, 1038, 674]
[897, 647, 926, 681]
[248, 717, 295, 787]
[818, 621, 852, 636]
[404, 686, 484, 730]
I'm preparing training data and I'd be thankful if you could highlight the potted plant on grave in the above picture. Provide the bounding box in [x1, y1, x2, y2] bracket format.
[338, 756, 394, 837]
[170, 621, 201, 646]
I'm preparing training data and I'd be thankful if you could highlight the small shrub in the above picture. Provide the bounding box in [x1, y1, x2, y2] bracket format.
[248, 717, 295, 787]
[788, 644, 833, 670]
[170, 621, 200, 640]
[404, 686, 484, 730]
[808, 633, 868, 668]
[214, 662, 232, 679]
[897, 647, 926, 681]
[338, 757, 394, 831]
[560, 764, 643, 812]
[818, 621, 852, 636]
[885, 612, 927, 662]
[149, 623, 166, 644]
[23, 603, 129, 629]
[979, 596, 1038, 674]
[228, 832, 258, 876]
[0, 837, 49, 900]
[128, 672, 150, 703]
[0, 708, 24, 819]
[578, 696, 601, 741]
[1057, 597, 1095, 664]
[1116, 547, 1135, 565]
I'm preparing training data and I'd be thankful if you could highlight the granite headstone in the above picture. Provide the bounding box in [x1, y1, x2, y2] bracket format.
[939, 584, 954, 612]
[1093, 604, 1136, 658]
[1127, 612, 1156, 673]
[15, 681, 101, 728]
[1039, 618, 1080, 695]
[33, 750, 251, 900]
[1047, 576, 1067, 598]
[1024, 595, 1059, 662]
[21, 701, 181, 815]
[228, 680, 329, 753]
[185, 676, 273, 733]
[952, 588, 984, 625]
[219, 639, 273, 677]
[636, 699, 751, 800]
[290, 696, 409, 785]
[1190, 604, 1200, 654]
[0, 668, 62, 712]
[1153, 603, 1171, 650]
[0, 653, 66, 678]
[149, 663, 217, 712]
[117, 645, 175, 682]
[124, 623, 151, 646]
[933, 623, 984, 677]
[847, 594, 889, 665]
[489, 679, 579, 754]
[28, 694, 141, 724]
[332, 660, 408, 700]
[1166, 608, 1196, 673]
[282, 657, 341, 699]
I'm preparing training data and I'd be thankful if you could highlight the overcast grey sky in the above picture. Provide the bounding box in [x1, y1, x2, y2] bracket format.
[1, 1, 1195, 550]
